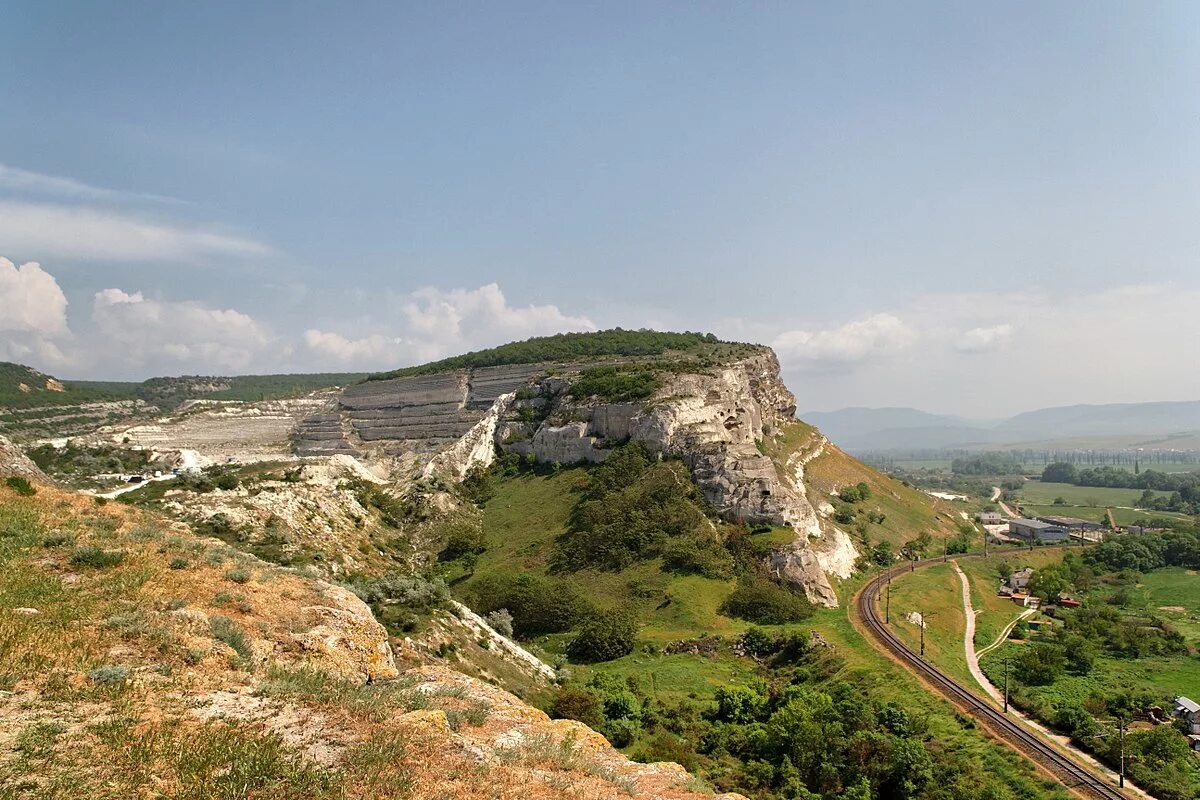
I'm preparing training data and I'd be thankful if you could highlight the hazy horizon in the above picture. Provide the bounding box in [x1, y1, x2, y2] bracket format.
[2, 2, 1198, 417]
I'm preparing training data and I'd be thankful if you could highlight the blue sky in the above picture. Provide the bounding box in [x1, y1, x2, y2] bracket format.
[1, 2, 1198, 416]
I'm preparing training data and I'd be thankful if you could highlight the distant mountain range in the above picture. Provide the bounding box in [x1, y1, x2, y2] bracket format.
[802, 401, 1200, 452]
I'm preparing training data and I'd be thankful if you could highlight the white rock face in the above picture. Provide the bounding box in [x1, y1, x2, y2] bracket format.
[488, 351, 848, 606]
[423, 392, 515, 479]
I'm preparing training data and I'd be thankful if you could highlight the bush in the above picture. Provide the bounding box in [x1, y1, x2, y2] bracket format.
[549, 686, 604, 728]
[468, 572, 590, 638]
[721, 579, 814, 624]
[660, 535, 735, 579]
[349, 573, 450, 633]
[1014, 642, 1066, 685]
[70, 546, 124, 568]
[437, 516, 486, 561]
[4, 476, 36, 496]
[484, 608, 513, 638]
[210, 615, 252, 662]
[169, 557, 189, 570]
[224, 567, 252, 584]
[571, 365, 662, 402]
[458, 465, 496, 506]
[567, 610, 639, 662]
[87, 664, 129, 685]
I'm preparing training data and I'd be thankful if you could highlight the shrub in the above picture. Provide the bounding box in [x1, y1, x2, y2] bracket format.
[169, 557, 189, 570]
[349, 573, 450, 633]
[210, 615, 252, 662]
[571, 365, 662, 402]
[42, 533, 72, 548]
[4, 476, 36, 496]
[87, 664, 129, 685]
[437, 516, 486, 561]
[714, 684, 767, 724]
[1014, 642, 1066, 685]
[549, 686, 604, 728]
[660, 536, 735, 579]
[484, 608, 514, 638]
[458, 465, 496, 506]
[224, 567, 252, 584]
[468, 573, 589, 638]
[70, 546, 124, 568]
[721, 579, 814, 624]
[567, 610, 639, 663]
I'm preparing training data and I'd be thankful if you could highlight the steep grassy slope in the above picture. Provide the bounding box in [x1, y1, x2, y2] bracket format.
[760, 419, 965, 570]
[440, 458, 1068, 799]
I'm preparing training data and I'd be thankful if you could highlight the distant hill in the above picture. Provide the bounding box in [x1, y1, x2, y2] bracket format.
[800, 407, 994, 450]
[996, 400, 1200, 440]
[0, 362, 135, 409]
[0, 362, 368, 412]
[805, 401, 1200, 453]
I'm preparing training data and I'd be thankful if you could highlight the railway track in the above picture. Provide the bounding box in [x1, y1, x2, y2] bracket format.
[857, 555, 1130, 800]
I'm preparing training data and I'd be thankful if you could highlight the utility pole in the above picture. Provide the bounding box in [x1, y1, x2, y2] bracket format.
[1003, 653, 1009, 713]
[886, 575, 892, 624]
[1118, 717, 1126, 788]
[919, 611, 935, 657]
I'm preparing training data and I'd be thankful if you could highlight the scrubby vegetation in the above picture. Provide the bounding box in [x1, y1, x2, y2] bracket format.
[28, 443, 153, 482]
[570, 365, 662, 402]
[366, 330, 733, 380]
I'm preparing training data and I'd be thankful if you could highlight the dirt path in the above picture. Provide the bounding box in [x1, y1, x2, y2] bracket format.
[991, 486, 1021, 518]
[949, 561, 1152, 799]
[978, 608, 1035, 660]
[951, 561, 1003, 703]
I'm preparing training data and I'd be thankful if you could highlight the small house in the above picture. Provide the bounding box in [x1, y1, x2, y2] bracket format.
[977, 511, 1003, 525]
[1058, 596, 1082, 608]
[1175, 697, 1200, 735]
[1188, 735, 1200, 753]
[1007, 568, 1034, 591]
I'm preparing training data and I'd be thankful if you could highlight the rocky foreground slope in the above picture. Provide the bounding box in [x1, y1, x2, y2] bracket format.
[0, 463, 739, 799]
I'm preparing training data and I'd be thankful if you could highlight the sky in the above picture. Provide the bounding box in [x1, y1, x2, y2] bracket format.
[1, 1, 1197, 418]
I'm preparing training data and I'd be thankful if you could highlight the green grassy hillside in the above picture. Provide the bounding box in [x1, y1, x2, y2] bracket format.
[432, 452, 1069, 799]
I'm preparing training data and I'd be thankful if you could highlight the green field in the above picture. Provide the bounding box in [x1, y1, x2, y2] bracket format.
[1018, 481, 1157, 507]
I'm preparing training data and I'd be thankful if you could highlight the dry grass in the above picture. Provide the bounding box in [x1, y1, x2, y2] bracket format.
[0, 483, 730, 800]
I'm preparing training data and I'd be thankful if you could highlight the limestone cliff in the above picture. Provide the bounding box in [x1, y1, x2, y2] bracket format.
[307, 348, 857, 606]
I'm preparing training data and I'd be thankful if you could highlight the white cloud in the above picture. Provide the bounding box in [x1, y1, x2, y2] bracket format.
[772, 313, 916, 370]
[305, 283, 596, 368]
[0, 258, 69, 336]
[303, 330, 405, 366]
[0, 163, 182, 205]
[91, 288, 273, 373]
[0, 257, 72, 367]
[956, 323, 1013, 353]
[0, 201, 271, 263]
[400, 283, 594, 346]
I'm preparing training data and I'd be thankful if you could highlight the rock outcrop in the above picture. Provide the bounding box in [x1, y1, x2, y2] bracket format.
[0, 434, 52, 484]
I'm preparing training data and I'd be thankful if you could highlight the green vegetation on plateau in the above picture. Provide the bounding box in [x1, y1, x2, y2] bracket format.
[366, 329, 764, 381]
[0, 360, 365, 412]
